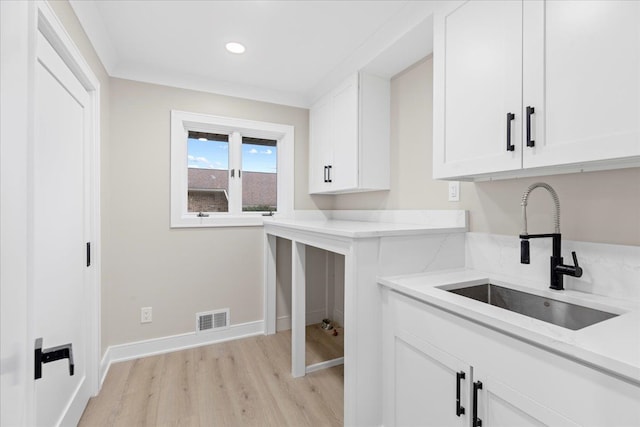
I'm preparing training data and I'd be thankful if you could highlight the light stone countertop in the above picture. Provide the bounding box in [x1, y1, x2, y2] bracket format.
[263, 218, 466, 239]
[378, 268, 640, 385]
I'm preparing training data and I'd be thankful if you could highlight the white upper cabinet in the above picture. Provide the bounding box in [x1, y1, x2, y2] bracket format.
[434, 0, 523, 178]
[308, 72, 390, 194]
[433, 0, 640, 180]
[523, 1, 640, 168]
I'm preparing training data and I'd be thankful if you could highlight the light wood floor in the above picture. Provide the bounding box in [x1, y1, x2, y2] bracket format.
[79, 325, 344, 426]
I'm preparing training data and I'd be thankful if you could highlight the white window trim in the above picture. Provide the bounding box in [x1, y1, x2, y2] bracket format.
[170, 110, 294, 228]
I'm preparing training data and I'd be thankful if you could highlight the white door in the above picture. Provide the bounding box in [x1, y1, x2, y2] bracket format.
[523, 0, 640, 168]
[433, 0, 522, 179]
[392, 331, 470, 427]
[33, 30, 92, 426]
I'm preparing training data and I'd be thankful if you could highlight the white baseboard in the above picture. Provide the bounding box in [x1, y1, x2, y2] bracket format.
[100, 320, 264, 387]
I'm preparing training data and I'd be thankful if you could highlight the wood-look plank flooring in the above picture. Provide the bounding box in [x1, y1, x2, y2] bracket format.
[79, 325, 344, 426]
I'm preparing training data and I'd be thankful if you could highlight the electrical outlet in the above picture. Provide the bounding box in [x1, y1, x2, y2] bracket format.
[448, 181, 460, 202]
[141, 307, 152, 323]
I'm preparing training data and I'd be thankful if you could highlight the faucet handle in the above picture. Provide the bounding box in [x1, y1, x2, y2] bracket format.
[520, 239, 530, 264]
[571, 251, 583, 277]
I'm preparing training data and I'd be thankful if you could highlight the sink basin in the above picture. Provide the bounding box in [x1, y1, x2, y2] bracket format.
[444, 283, 618, 330]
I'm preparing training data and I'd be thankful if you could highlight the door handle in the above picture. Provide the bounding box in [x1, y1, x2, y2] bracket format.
[323, 165, 328, 183]
[327, 165, 332, 183]
[526, 106, 535, 147]
[456, 371, 466, 416]
[506, 112, 515, 151]
[34, 338, 74, 380]
[473, 380, 483, 427]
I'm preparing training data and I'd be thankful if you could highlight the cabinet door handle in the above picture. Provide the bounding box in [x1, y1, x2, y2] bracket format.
[526, 106, 535, 147]
[506, 113, 515, 151]
[323, 165, 328, 183]
[456, 371, 466, 416]
[327, 165, 332, 183]
[473, 380, 483, 427]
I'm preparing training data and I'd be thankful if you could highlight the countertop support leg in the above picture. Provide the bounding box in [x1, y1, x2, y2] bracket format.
[292, 241, 306, 377]
[264, 233, 277, 335]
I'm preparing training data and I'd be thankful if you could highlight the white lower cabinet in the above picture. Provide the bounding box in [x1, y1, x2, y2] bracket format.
[474, 370, 578, 427]
[392, 330, 470, 427]
[382, 289, 640, 427]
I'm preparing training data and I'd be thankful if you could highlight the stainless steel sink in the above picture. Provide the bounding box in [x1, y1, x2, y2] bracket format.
[445, 283, 618, 330]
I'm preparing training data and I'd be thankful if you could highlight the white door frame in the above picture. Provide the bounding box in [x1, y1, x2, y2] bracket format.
[0, 1, 101, 424]
[35, 0, 102, 399]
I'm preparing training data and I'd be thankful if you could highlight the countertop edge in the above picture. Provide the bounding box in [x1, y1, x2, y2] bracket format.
[264, 219, 467, 239]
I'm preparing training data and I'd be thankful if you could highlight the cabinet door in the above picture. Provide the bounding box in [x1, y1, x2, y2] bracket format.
[433, 0, 522, 179]
[474, 371, 579, 427]
[309, 94, 332, 194]
[330, 73, 359, 191]
[523, 1, 640, 168]
[391, 330, 470, 427]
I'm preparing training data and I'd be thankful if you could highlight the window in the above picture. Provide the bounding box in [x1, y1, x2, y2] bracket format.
[241, 137, 277, 212]
[187, 132, 230, 213]
[171, 110, 293, 227]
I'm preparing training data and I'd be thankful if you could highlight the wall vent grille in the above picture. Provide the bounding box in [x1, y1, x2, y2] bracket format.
[196, 309, 229, 333]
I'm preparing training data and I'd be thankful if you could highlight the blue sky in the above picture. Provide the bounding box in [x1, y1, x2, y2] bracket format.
[187, 138, 277, 173]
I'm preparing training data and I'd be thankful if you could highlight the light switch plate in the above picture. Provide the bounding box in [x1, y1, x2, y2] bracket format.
[448, 181, 460, 202]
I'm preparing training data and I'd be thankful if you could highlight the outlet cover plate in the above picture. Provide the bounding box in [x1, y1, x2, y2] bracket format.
[141, 307, 152, 323]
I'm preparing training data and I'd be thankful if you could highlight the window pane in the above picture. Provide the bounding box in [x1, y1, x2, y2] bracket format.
[187, 131, 229, 213]
[241, 137, 277, 212]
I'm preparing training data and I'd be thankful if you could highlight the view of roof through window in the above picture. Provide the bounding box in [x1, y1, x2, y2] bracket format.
[187, 131, 277, 213]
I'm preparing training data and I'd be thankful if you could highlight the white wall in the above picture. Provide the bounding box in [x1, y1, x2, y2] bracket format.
[94, 36, 640, 408]
[105, 78, 332, 351]
[45, 2, 639, 358]
[334, 57, 640, 247]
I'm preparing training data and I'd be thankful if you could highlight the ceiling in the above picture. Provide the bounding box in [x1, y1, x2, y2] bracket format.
[69, 0, 436, 107]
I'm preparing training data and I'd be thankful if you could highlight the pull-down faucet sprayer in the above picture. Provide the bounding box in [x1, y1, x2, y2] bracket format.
[519, 183, 582, 290]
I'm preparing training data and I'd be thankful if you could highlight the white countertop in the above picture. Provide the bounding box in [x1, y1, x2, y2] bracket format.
[378, 268, 640, 384]
[264, 218, 466, 239]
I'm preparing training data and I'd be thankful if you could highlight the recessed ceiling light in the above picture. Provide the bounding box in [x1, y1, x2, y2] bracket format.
[225, 42, 246, 54]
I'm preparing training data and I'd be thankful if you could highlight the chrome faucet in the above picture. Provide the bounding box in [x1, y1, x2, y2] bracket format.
[519, 183, 582, 290]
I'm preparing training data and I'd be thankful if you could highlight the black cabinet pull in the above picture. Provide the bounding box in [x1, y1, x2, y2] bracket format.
[456, 371, 466, 416]
[526, 106, 535, 147]
[473, 380, 483, 427]
[506, 113, 515, 151]
[323, 166, 328, 183]
[327, 165, 332, 183]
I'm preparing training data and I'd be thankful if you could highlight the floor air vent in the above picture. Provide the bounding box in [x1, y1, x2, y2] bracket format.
[196, 309, 229, 333]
